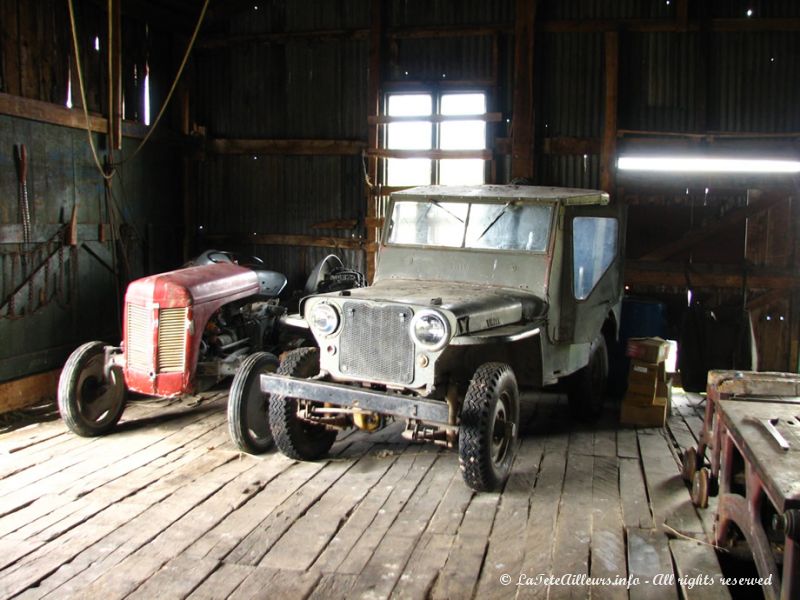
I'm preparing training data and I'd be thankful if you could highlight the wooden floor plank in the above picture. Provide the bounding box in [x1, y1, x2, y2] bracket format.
[334, 450, 447, 578]
[619, 457, 653, 530]
[312, 445, 433, 574]
[590, 455, 627, 600]
[669, 539, 732, 600]
[617, 428, 640, 459]
[0, 415, 228, 541]
[228, 566, 320, 600]
[58, 457, 262, 599]
[125, 555, 221, 600]
[637, 430, 703, 535]
[474, 439, 543, 600]
[184, 458, 327, 562]
[594, 427, 618, 458]
[515, 435, 569, 600]
[346, 453, 456, 599]
[627, 527, 679, 600]
[547, 451, 594, 600]
[430, 492, 501, 600]
[185, 562, 255, 600]
[260, 445, 408, 571]
[1, 452, 245, 599]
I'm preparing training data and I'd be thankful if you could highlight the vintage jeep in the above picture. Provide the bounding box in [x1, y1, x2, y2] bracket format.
[262, 185, 626, 491]
[57, 251, 361, 454]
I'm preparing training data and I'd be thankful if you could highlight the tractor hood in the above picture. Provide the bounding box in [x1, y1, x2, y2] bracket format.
[310, 278, 547, 335]
[125, 263, 261, 309]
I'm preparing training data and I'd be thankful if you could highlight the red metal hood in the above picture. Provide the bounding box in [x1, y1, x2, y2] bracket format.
[125, 263, 260, 308]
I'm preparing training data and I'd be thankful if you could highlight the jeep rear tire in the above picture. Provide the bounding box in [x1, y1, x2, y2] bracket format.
[269, 348, 337, 460]
[227, 352, 280, 454]
[58, 342, 127, 437]
[459, 362, 519, 492]
[567, 334, 608, 421]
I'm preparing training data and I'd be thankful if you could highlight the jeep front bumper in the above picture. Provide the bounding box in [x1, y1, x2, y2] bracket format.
[260, 374, 451, 426]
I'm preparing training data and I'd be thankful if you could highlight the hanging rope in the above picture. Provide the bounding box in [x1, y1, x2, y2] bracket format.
[115, 0, 210, 165]
[67, 0, 114, 180]
[66, 0, 211, 177]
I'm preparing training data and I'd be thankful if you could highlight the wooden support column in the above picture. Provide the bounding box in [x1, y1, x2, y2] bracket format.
[108, 0, 122, 150]
[365, 0, 383, 282]
[510, 0, 536, 180]
[600, 31, 619, 195]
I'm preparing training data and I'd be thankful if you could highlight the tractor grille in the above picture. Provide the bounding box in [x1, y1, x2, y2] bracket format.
[126, 303, 152, 371]
[339, 302, 414, 385]
[157, 308, 187, 373]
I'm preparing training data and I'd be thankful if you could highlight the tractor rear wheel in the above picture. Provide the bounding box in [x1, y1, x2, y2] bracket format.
[58, 342, 127, 437]
[269, 348, 337, 460]
[227, 352, 280, 454]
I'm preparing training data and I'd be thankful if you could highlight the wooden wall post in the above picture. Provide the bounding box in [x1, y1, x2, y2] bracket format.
[600, 31, 619, 195]
[365, 0, 383, 281]
[109, 0, 122, 150]
[510, 0, 536, 180]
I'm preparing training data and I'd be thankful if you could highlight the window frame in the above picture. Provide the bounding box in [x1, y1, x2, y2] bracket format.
[380, 89, 491, 187]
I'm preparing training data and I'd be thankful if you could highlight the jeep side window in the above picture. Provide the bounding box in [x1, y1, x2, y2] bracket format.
[573, 217, 618, 300]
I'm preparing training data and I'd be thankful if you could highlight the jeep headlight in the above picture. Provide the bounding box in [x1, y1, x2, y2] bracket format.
[310, 302, 340, 336]
[410, 309, 450, 351]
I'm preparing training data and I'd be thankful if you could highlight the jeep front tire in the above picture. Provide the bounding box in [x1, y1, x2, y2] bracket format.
[269, 348, 337, 460]
[458, 362, 520, 492]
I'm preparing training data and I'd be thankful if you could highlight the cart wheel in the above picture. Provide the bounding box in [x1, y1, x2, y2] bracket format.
[682, 447, 698, 483]
[58, 341, 127, 437]
[567, 334, 608, 422]
[269, 348, 337, 460]
[692, 467, 710, 508]
[459, 363, 520, 492]
[708, 473, 719, 498]
[227, 352, 280, 454]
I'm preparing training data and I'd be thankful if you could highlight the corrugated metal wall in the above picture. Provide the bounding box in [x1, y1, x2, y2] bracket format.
[193, 0, 800, 283]
[0, 1, 182, 382]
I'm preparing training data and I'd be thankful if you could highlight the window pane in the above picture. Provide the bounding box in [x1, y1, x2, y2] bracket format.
[439, 159, 485, 185]
[465, 203, 553, 252]
[441, 93, 486, 115]
[387, 201, 468, 247]
[441, 121, 486, 150]
[387, 94, 432, 116]
[573, 217, 618, 300]
[386, 158, 432, 186]
[387, 121, 431, 149]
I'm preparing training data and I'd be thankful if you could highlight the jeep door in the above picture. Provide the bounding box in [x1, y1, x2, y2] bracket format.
[557, 202, 627, 344]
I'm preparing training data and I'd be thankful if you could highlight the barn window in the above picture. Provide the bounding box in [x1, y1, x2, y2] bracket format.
[383, 91, 487, 187]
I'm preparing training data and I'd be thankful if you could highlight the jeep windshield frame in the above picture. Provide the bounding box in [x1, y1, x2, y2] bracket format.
[385, 198, 555, 254]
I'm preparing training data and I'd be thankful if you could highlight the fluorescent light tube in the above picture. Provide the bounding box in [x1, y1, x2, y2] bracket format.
[618, 156, 800, 173]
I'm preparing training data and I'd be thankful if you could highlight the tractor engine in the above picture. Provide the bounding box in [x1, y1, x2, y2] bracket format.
[121, 262, 286, 397]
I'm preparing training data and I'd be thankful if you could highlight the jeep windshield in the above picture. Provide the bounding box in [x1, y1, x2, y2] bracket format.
[386, 199, 553, 252]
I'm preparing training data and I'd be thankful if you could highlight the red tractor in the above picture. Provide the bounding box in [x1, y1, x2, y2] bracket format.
[57, 251, 361, 453]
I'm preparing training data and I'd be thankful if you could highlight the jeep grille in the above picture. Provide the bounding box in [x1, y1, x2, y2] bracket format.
[339, 302, 414, 385]
[126, 303, 152, 371]
[157, 308, 187, 373]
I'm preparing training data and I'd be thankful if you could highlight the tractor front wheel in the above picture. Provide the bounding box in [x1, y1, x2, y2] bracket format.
[227, 352, 280, 454]
[58, 342, 127, 437]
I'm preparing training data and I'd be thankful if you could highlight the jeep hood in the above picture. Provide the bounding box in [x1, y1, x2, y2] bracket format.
[318, 279, 547, 335]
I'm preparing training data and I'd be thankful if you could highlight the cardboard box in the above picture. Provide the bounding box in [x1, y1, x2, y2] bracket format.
[657, 376, 673, 413]
[620, 396, 667, 427]
[626, 337, 670, 365]
[624, 360, 667, 405]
